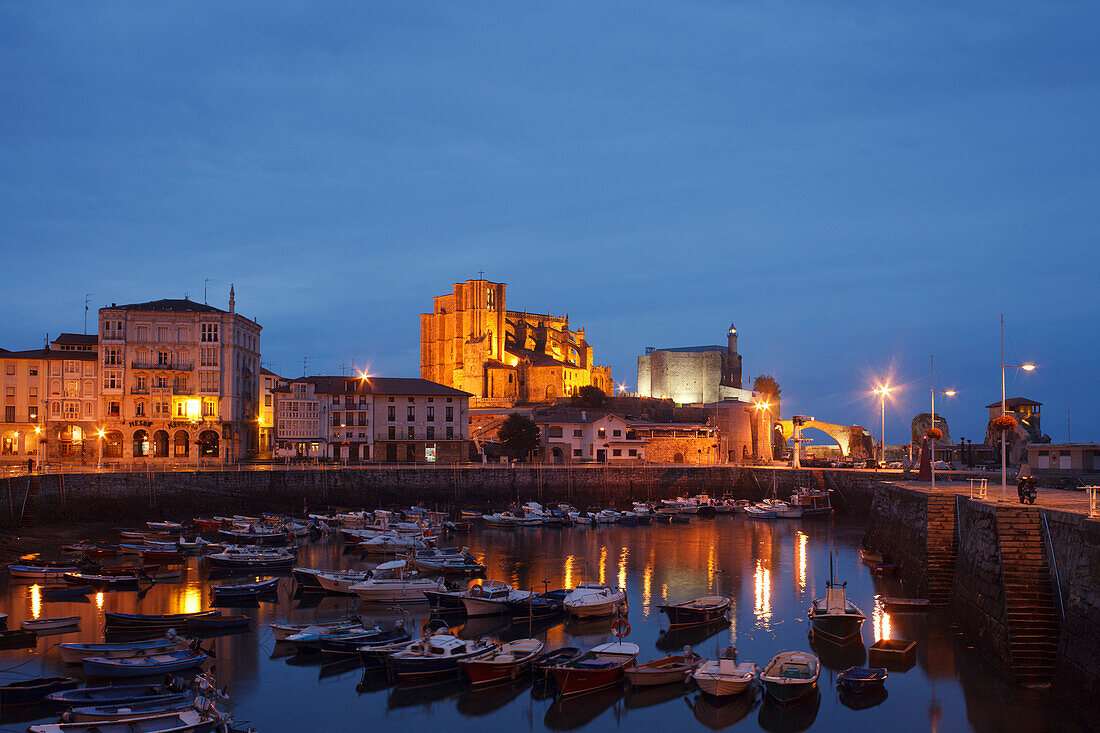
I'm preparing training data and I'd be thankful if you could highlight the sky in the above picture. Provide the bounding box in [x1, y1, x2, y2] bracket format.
[1, 1, 1097, 446]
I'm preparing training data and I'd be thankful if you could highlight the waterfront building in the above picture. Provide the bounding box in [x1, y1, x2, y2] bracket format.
[1027, 443, 1100, 479]
[420, 278, 613, 407]
[258, 368, 288, 458]
[0, 335, 100, 466]
[636, 324, 752, 405]
[535, 410, 646, 463]
[97, 288, 262, 464]
[984, 396, 1049, 465]
[275, 376, 471, 463]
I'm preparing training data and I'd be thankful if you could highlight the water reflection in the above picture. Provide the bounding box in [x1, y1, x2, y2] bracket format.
[0, 515, 1085, 732]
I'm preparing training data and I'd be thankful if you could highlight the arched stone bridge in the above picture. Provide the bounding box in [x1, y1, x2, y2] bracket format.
[775, 419, 874, 458]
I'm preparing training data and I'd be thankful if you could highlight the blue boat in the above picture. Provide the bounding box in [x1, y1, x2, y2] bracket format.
[211, 577, 279, 598]
[320, 627, 411, 657]
[46, 682, 188, 708]
[837, 666, 887, 693]
[82, 650, 208, 678]
[0, 676, 79, 707]
[67, 697, 196, 723]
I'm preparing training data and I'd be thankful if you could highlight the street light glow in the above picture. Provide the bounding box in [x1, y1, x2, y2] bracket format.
[1021, 363, 1036, 371]
[944, 390, 956, 397]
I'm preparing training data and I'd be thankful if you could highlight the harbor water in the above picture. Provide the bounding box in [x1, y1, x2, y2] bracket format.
[0, 515, 1085, 732]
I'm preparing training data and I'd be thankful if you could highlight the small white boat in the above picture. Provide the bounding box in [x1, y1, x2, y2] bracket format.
[315, 570, 372, 595]
[693, 659, 759, 697]
[595, 510, 621, 524]
[349, 560, 445, 603]
[563, 583, 628, 618]
[460, 581, 533, 617]
[759, 651, 820, 704]
[270, 619, 360, 643]
[360, 534, 429, 556]
[22, 616, 80, 632]
[59, 638, 188, 665]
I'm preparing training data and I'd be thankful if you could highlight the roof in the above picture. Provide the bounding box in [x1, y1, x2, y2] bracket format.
[104, 298, 228, 314]
[53, 333, 99, 345]
[986, 397, 1043, 409]
[1, 348, 97, 361]
[261, 367, 282, 377]
[645, 345, 727, 354]
[298, 376, 472, 397]
[533, 409, 632, 425]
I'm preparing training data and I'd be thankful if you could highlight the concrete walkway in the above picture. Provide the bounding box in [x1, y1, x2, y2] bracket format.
[889, 478, 1097, 518]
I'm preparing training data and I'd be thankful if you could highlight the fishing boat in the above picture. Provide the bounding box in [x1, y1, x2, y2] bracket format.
[187, 615, 249, 631]
[46, 682, 189, 708]
[836, 666, 887, 693]
[315, 569, 372, 595]
[8, 563, 80, 580]
[386, 632, 497, 680]
[547, 641, 640, 698]
[82, 650, 208, 678]
[105, 610, 221, 632]
[270, 617, 359, 643]
[505, 590, 567, 620]
[459, 638, 544, 687]
[290, 567, 325, 590]
[59, 637, 188, 665]
[65, 697, 197, 723]
[787, 488, 832, 517]
[320, 625, 410, 658]
[29, 709, 221, 733]
[759, 651, 820, 705]
[807, 559, 865, 645]
[205, 546, 296, 570]
[210, 577, 280, 599]
[408, 548, 486, 576]
[461, 580, 534, 617]
[0, 676, 79, 706]
[658, 596, 730, 628]
[693, 659, 759, 697]
[22, 616, 80, 632]
[625, 650, 701, 687]
[349, 560, 445, 603]
[562, 583, 628, 618]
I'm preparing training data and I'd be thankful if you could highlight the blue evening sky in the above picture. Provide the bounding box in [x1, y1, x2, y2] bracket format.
[2, 2, 1097, 445]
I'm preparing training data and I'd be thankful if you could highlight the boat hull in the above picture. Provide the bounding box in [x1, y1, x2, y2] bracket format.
[82, 652, 207, 678]
[809, 614, 864, 645]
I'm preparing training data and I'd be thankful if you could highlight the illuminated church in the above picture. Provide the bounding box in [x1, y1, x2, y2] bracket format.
[421, 279, 613, 407]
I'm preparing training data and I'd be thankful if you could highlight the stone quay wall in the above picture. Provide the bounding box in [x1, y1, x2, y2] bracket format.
[948, 499, 1011, 674]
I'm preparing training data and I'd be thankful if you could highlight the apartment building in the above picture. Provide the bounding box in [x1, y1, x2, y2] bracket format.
[97, 289, 262, 464]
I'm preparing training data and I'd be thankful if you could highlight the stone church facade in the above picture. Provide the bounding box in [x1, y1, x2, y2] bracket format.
[421, 279, 613, 407]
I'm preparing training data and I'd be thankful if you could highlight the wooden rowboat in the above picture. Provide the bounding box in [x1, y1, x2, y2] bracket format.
[22, 616, 80, 632]
[625, 652, 701, 687]
[881, 597, 930, 613]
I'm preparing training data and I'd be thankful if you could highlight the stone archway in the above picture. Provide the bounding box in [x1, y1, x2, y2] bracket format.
[152, 430, 169, 458]
[133, 430, 149, 457]
[173, 430, 189, 458]
[104, 430, 124, 458]
[775, 419, 871, 457]
[673, 452, 685, 464]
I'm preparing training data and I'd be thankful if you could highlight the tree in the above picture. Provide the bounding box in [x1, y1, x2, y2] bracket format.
[571, 385, 607, 408]
[497, 414, 541, 460]
[752, 375, 781, 400]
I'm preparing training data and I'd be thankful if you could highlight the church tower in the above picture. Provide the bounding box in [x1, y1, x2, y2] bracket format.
[727, 322, 738, 355]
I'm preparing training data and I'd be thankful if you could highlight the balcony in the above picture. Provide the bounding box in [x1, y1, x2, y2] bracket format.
[130, 387, 148, 395]
[131, 361, 193, 371]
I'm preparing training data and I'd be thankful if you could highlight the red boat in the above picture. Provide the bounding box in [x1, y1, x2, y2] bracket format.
[548, 641, 639, 697]
[459, 638, 544, 687]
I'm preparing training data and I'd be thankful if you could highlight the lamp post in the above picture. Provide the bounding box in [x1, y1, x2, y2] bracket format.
[873, 384, 892, 465]
[930, 355, 956, 489]
[1000, 314, 1037, 501]
[33, 426, 42, 473]
[754, 401, 771, 462]
[96, 429, 105, 470]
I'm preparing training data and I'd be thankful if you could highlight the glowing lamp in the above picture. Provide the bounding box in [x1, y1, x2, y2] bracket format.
[185, 399, 201, 421]
[1021, 364, 1036, 371]
[945, 390, 956, 397]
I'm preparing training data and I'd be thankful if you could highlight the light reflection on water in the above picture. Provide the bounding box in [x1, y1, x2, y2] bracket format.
[0, 515, 1084, 732]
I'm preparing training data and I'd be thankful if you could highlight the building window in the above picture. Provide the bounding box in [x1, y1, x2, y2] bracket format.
[201, 323, 219, 343]
[265, 395, 272, 407]
[103, 348, 120, 366]
[407, 406, 415, 421]
[426, 406, 435, 422]
[628, 449, 637, 457]
[426, 426, 435, 440]
[202, 400, 215, 417]
[388, 396, 394, 402]
[28, 366, 37, 376]
[407, 426, 415, 440]
[573, 429, 582, 438]
[408, 397, 414, 403]
[136, 401, 146, 417]
[200, 371, 218, 392]
[357, 412, 367, 426]
[573, 449, 583, 457]
[177, 326, 189, 342]
[387, 406, 395, 422]
[613, 449, 622, 457]
[4, 364, 14, 376]
[446, 406, 454, 422]
[136, 325, 149, 341]
[613, 429, 622, 437]
[388, 426, 396, 440]
[200, 347, 218, 367]
[3, 406, 13, 422]
[103, 371, 121, 389]
[549, 426, 563, 438]
[446, 426, 453, 440]
[157, 326, 169, 341]
[598, 428, 606, 439]
[28, 405, 38, 421]
[157, 351, 170, 366]
[108, 401, 120, 417]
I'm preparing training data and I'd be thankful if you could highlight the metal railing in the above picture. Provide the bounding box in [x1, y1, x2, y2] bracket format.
[1040, 512, 1065, 621]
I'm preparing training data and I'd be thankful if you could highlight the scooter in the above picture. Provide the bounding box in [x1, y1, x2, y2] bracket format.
[1017, 476, 1038, 505]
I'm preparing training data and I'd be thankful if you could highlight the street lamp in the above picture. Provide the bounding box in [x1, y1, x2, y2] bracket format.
[33, 426, 42, 472]
[872, 384, 892, 465]
[930, 355, 956, 489]
[1000, 314, 1037, 501]
[754, 401, 771, 461]
[96, 429, 105, 470]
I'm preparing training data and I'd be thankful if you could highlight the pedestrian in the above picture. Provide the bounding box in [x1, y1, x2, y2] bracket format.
[27, 457, 34, 475]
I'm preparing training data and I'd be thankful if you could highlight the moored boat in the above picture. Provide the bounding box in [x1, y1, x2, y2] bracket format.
[315, 569, 372, 595]
[210, 577, 280, 599]
[460, 580, 533, 617]
[104, 611, 220, 632]
[66, 697, 197, 723]
[548, 641, 640, 697]
[459, 638, 544, 687]
[349, 560, 445, 603]
[658, 596, 730, 628]
[59, 637, 188, 665]
[836, 666, 887, 693]
[807, 561, 865, 645]
[270, 617, 359, 643]
[29, 709, 220, 733]
[562, 583, 628, 618]
[759, 651, 820, 705]
[22, 616, 81, 632]
[693, 659, 759, 697]
[625, 650, 701, 687]
[46, 682, 189, 708]
[0, 676, 79, 707]
[205, 546, 295, 570]
[386, 632, 496, 680]
[82, 650, 209, 678]
[187, 615, 250, 631]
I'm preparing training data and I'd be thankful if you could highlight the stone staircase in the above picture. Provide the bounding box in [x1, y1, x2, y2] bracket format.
[19, 477, 39, 527]
[996, 507, 1060, 687]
